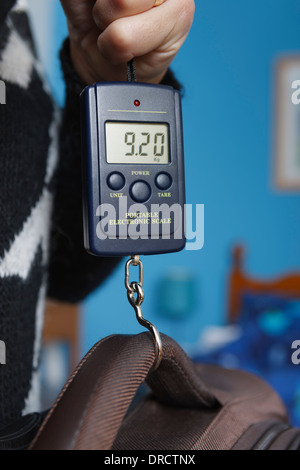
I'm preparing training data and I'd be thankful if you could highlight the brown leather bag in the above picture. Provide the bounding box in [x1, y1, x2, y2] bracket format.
[30, 333, 300, 450]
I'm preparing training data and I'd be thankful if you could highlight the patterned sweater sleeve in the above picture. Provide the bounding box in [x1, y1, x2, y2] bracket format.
[47, 39, 182, 303]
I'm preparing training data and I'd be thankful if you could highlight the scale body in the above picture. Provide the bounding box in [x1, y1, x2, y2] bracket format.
[81, 82, 185, 256]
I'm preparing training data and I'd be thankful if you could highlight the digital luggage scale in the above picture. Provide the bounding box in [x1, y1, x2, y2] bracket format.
[81, 81, 186, 256]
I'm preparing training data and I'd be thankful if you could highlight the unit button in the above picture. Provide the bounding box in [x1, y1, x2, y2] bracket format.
[130, 181, 151, 203]
[107, 172, 125, 191]
[155, 172, 172, 190]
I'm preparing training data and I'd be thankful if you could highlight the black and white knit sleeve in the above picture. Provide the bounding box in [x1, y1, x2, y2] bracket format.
[0, 0, 60, 428]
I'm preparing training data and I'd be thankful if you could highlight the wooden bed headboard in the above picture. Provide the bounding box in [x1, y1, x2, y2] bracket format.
[227, 245, 300, 323]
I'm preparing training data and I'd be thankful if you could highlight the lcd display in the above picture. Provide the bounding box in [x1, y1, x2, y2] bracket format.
[106, 122, 170, 164]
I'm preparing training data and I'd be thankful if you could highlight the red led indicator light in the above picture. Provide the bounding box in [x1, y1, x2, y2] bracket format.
[134, 100, 140, 107]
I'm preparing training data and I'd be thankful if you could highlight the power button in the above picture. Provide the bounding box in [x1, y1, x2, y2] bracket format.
[130, 181, 151, 203]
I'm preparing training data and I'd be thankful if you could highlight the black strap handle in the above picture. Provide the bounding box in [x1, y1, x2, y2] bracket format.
[31, 333, 217, 450]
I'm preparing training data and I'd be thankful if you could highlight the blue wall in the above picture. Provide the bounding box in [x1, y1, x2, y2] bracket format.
[40, 0, 300, 353]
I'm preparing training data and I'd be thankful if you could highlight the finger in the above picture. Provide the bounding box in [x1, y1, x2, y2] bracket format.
[60, 0, 97, 27]
[92, 0, 166, 31]
[97, 0, 194, 65]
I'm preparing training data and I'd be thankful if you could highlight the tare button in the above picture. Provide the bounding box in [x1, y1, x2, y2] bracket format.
[155, 172, 172, 190]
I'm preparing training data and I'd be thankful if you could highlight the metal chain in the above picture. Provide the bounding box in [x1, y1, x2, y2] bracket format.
[125, 255, 162, 370]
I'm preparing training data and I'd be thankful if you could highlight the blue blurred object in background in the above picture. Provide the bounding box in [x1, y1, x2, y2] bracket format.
[156, 268, 197, 320]
[155, 268, 197, 345]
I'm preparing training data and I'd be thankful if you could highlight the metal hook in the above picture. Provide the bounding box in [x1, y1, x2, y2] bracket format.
[125, 257, 162, 370]
[127, 282, 162, 370]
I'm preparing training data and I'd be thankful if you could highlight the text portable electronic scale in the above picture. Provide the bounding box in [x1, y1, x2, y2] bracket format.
[81, 81, 186, 256]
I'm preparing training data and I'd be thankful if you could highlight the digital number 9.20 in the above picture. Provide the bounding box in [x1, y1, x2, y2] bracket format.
[125, 132, 165, 157]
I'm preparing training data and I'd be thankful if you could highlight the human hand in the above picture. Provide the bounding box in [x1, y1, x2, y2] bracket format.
[60, 0, 195, 85]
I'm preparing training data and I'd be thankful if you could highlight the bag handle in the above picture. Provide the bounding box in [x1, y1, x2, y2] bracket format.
[31, 333, 218, 450]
